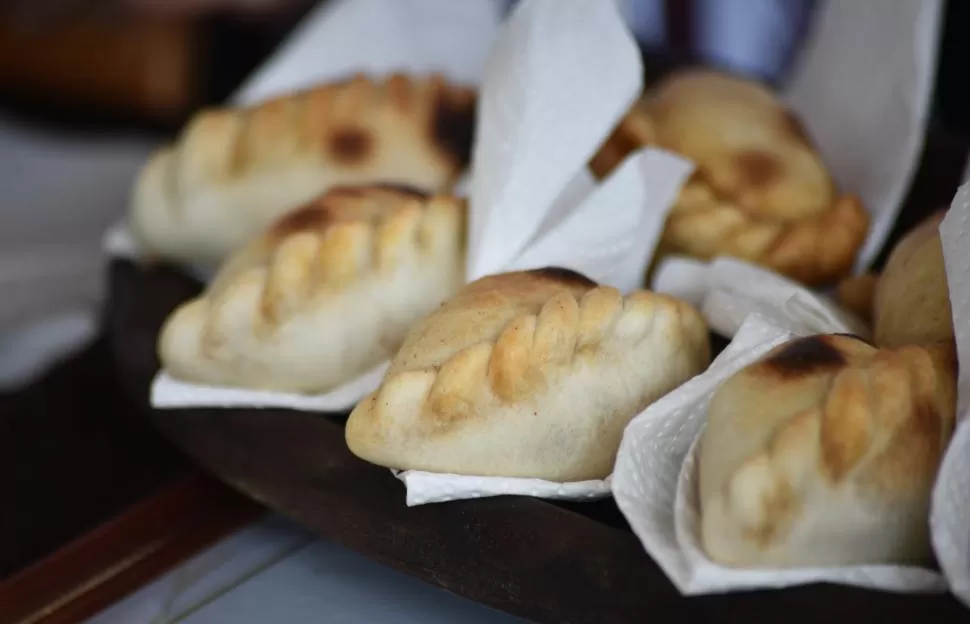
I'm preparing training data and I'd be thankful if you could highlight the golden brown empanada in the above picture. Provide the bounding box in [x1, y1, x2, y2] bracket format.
[346, 268, 710, 481]
[873, 210, 953, 349]
[592, 70, 869, 286]
[131, 73, 475, 267]
[158, 185, 466, 393]
[699, 334, 957, 568]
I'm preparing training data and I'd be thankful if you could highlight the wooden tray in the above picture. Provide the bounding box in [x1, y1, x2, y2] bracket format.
[106, 132, 970, 623]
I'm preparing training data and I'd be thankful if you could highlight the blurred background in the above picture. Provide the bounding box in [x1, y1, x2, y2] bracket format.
[0, 1, 966, 620]
[1, 0, 968, 390]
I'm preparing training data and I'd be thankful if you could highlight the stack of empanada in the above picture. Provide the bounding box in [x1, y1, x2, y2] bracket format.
[699, 333, 957, 568]
[591, 70, 869, 286]
[346, 268, 710, 481]
[131, 73, 476, 268]
[159, 184, 467, 394]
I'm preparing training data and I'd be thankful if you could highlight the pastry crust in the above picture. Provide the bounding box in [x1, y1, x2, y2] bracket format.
[346, 268, 710, 481]
[873, 210, 953, 348]
[131, 73, 476, 267]
[158, 185, 467, 394]
[592, 70, 869, 286]
[836, 272, 878, 326]
[699, 334, 957, 568]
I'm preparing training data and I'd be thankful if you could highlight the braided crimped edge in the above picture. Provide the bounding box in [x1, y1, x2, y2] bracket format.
[154, 72, 475, 206]
[708, 339, 955, 557]
[169, 189, 465, 341]
[664, 179, 870, 286]
[348, 284, 708, 443]
[590, 100, 868, 286]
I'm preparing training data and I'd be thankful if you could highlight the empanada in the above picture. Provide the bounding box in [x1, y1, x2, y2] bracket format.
[131, 73, 475, 267]
[873, 210, 953, 348]
[836, 271, 878, 326]
[346, 268, 710, 481]
[591, 70, 869, 286]
[699, 334, 957, 568]
[158, 185, 467, 393]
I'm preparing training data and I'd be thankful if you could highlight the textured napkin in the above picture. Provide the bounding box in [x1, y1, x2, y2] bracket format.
[233, 0, 503, 105]
[931, 184, 970, 607]
[396, 471, 612, 507]
[783, 0, 942, 269]
[653, 256, 869, 339]
[613, 313, 947, 595]
[152, 0, 681, 420]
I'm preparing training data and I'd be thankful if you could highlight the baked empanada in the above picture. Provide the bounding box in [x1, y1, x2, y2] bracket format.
[591, 70, 869, 286]
[158, 185, 466, 393]
[346, 268, 710, 481]
[836, 272, 878, 326]
[699, 334, 957, 568]
[873, 210, 953, 348]
[131, 73, 475, 267]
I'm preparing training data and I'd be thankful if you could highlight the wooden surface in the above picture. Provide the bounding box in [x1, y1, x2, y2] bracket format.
[105, 131, 970, 623]
[0, 317, 263, 623]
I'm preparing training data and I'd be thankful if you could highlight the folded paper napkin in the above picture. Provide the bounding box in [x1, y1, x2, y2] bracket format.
[653, 256, 870, 340]
[931, 183, 970, 607]
[151, 363, 389, 411]
[613, 313, 947, 595]
[395, 470, 612, 507]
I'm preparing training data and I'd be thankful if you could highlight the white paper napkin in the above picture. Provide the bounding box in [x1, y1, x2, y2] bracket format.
[153, 0, 676, 417]
[151, 362, 389, 411]
[654, 256, 870, 339]
[613, 313, 947, 595]
[507, 148, 693, 293]
[782, 0, 943, 270]
[931, 184, 970, 607]
[464, 0, 642, 279]
[233, 0, 503, 106]
[395, 470, 612, 507]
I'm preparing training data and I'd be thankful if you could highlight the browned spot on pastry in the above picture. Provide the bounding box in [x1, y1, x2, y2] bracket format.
[736, 150, 781, 188]
[781, 111, 812, 145]
[761, 335, 848, 378]
[329, 126, 374, 165]
[431, 90, 476, 167]
[531, 267, 598, 289]
[269, 204, 332, 239]
[741, 477, 798, 548]
[862, 398, 946, 496]
[819, 370, 872, 483]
